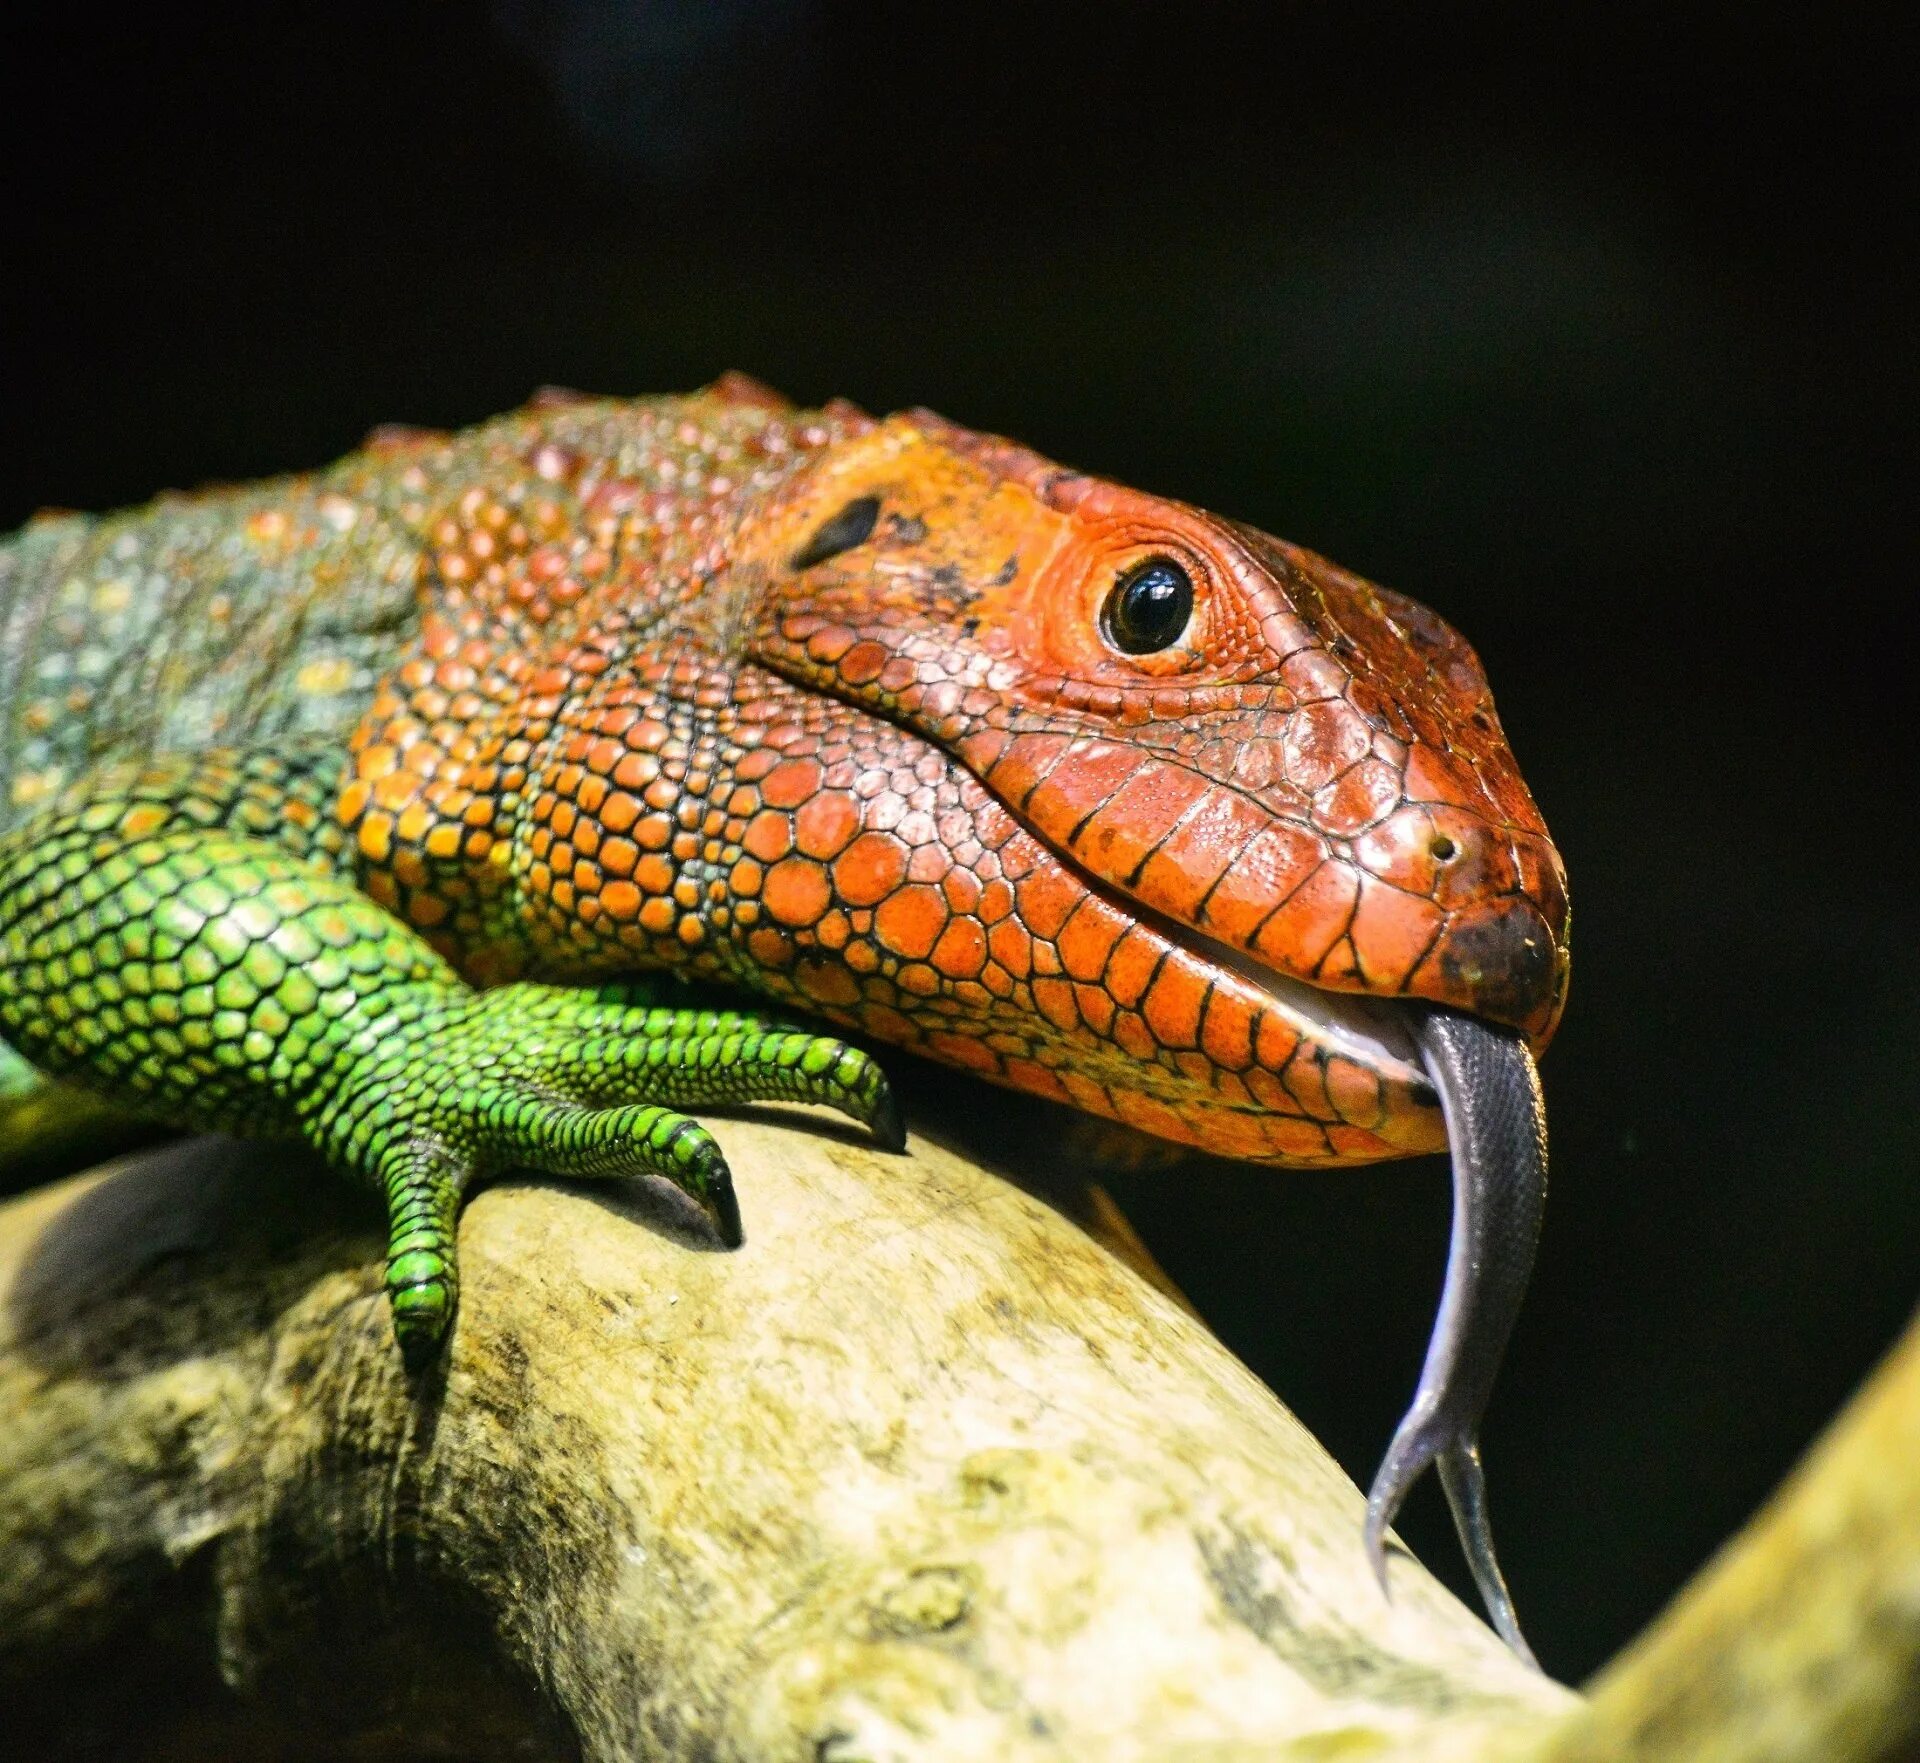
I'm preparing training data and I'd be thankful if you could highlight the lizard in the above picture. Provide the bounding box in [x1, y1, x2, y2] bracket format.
[0, 374, 1569, 1657]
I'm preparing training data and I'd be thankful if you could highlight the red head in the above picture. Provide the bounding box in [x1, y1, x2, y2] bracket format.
[348, 384, 1568, 1166]
[728, 407, 1568, 1161]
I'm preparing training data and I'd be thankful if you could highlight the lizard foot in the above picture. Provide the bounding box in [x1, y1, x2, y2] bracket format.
[332, 981, 904, 1365]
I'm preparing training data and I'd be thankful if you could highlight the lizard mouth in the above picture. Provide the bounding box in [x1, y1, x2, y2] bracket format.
[988, 800, 1444, 1161]
[1060, 839, 1431, 1094]
[1140, 894, 1428, 1093]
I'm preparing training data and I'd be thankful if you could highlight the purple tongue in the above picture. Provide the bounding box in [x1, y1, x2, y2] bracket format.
[1363, 1007, 1548, 1667]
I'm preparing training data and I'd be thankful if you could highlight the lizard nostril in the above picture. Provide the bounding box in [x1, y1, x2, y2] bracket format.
[1430, 835, 1459, 862]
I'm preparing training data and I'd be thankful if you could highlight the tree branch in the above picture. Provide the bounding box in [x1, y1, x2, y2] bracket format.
[1, 1117, 1568, 1759]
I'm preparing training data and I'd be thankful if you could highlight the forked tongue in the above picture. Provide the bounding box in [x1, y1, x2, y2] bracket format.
[1363, 1006, 1548, 1668]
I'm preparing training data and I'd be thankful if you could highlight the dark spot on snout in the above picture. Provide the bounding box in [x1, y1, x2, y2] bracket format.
[1436, 904, 1558, 1028]
[792, 496, 881, 569]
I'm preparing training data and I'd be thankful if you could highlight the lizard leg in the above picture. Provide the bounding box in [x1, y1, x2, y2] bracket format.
[0, 781, 901, 1361]
[472, 985, 903, 1148]
[371, 1090, 735, 1365]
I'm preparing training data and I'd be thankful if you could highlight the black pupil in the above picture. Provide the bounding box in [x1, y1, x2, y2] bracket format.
[1104, 558, 1193, 654]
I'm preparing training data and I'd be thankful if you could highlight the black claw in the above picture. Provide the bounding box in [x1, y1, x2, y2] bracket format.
[393, 1309, 450, 1374]
[870, 1086, 908, 1153]
[704, 1156, 744, 1248]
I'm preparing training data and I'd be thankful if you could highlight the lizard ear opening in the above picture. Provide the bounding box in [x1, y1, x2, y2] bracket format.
[791, 496, 881, 569]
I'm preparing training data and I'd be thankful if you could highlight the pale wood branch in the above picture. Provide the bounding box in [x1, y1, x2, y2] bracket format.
[0, 1117, 1568, 1759]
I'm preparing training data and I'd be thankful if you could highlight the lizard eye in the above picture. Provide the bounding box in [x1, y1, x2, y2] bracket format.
[792, 496, 881, 568]
[1102, 557, 1194, 654]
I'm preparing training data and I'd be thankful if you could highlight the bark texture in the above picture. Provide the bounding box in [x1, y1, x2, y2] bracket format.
[0, 1116, 1568, 1760]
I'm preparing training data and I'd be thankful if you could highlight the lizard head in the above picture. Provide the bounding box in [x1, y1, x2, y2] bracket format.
[728, 408, 1569, 1164]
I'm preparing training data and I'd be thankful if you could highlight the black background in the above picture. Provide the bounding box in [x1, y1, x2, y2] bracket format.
[5, 0, 1916, 1691]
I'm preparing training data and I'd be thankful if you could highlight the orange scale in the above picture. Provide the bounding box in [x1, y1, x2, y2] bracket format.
[633, 854, 674, 895]
[794, 792, 861, 860]
[371, 772, 417, 813]
[636, 813, 676, 852]
[1174, 1051, 1216, 1085]
[844, 939, 879, 974]
[1324, 1124, 1388, 1160]
[1251, 862, 1360, 977]
[1205, 1112, 1286, 1162]
[599, 838, 638, 876]
[763, 859, 832, 927]
[1109, 1090, 1193, 1146]
[636, 896, 675, 935]
[1198, 992, 1257, 1072]
[611, 753, 655, 791]
[1008, 864, 1080, 942]
[1057, 904, 1125, 984]
[896, 962, 943, 997]
[931, 918, 988, 979]
[761, 759, 824, 809]
[1255, 1114, 1335, 1161]
[357, 814, 394, 863]
[1254, 1012, 1305, 1076]
[1318, 936, 1363, 987]
[1031, 978, 1080, 1032]
[979, 962, 1014, 999]
[940, 870, 983, 917]
[832, 831, 908, 907]
[1349, 876, 1444, 991]
[1113, 1013, 1158, 1060]
[874, 885, 947, 960]
[1141, 970, 1206, 1050]
[997, 1057, 1065, 1102]
[1210, 1071, 1255, 1108]
[1325, 1059, 1386, 1129]
[1058, 1070, 1115, 1118]
[1102, 931, 1162, 1010]
[671, 877, 701, 910]
[1073, 984, 1118, 1037]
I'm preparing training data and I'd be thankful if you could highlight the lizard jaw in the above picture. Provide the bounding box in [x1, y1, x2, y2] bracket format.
[1125, 892, 1430, 1096]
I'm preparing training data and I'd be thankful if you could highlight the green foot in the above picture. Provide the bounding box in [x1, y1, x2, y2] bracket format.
[323, 981, 902, 1364]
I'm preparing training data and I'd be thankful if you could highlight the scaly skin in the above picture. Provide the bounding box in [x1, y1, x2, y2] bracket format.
[0, 375, 1569, 1633]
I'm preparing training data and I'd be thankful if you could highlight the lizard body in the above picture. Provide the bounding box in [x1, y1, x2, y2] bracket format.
[0, 374, 1569, 1649]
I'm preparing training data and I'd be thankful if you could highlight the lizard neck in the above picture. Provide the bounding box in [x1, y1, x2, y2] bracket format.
[337, 389, 875, 987]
